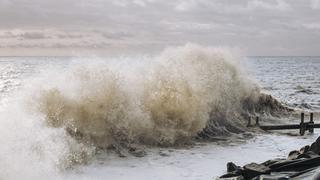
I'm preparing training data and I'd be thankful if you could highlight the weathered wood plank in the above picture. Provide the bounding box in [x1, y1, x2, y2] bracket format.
[248, 112, 317, 136]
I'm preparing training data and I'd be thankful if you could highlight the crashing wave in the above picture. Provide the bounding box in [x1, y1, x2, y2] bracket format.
[33, 44, 292, 161]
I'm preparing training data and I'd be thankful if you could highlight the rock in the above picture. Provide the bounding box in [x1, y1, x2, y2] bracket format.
[272, 156, 320, 172]
[288, 150, 300, 160]
[297, 151, 319, 159]
[299, 145, 310, 154]
[310, 136, 320, 154]
[261, 159, 284, 167]
[218, 174, 244, 180]
[218, 136, 320, 179]
[218, 162, 243, 179]
[287, 145, 312, 160]
[217, 175, 245, 180]
[243, 163, 270, 179]
[268, 158, 303, 170]
[227, 162, 241, 172]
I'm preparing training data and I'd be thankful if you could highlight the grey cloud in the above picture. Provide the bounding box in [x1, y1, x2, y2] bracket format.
[247, 0, 291, 11]
[302, 23, 320, 30]
[99, 31, 134, 40]
[0, 0, 319, 55]
[0, 32, 15, 39]
[311, 0, 320, 9]
[19, 32, 47, 39]
[55, 33, 86, 39]
[0, 31, 48, 39]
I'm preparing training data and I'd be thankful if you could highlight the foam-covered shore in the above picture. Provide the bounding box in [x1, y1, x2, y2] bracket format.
[62, 134, 320, 180]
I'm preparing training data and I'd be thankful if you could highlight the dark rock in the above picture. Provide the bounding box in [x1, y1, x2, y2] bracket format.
[288, 150, 300, 160]
[243, 163, 270, 179]
[299, 145, 310, 154]
[218, 162, 244, 179]
[261, 159, 284, 167]
[227, 162, 241, 172]
[219, 174, 244, 180]
[273, 156, 320, 172]
[268, 158, 304, 170]
[310, 136, 320, 154]
[218, 136, 320, 179]
[297, 151, 319, 159]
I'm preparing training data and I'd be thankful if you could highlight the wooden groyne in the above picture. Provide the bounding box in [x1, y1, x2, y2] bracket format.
[247, 112, 318, 135]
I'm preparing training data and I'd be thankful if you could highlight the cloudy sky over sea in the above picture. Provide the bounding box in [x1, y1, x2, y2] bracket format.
[0, 0, 320, 56]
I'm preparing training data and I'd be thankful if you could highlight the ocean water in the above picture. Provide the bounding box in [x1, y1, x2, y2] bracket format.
[248, 56, 320, 111]
[0, 51, 319, 179]
[0, 56, 70, 103]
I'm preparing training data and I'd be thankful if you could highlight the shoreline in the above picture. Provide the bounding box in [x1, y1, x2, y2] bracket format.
[60, 133, 319, 180]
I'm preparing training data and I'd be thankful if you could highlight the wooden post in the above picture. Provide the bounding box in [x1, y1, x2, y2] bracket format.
[247, 116, 252, 127]
[309, 113, 314, 133]
[300, 112, 305, 136]
[255, 116, 260, 126]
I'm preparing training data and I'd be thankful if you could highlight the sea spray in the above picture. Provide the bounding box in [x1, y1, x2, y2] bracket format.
[0, 44, 269, 180]
[35, 44, 259, 149]
[0, 51, 307, 180]
[0, 97, 95, 180]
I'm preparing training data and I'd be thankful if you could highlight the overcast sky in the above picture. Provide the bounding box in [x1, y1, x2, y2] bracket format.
[0, 0, 319, 56]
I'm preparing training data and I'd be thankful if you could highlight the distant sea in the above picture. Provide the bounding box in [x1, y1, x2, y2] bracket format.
[1, 56, 319, 110]
[248, 56, 320, 111]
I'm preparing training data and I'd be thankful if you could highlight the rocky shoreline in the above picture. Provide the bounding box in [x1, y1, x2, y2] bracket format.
[217, 136, 320, 179]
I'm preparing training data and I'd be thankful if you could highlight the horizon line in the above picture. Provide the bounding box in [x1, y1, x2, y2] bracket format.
[1, 55, 320, 58]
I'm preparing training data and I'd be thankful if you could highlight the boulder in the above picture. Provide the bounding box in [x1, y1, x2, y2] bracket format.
[218, 136, 320, 179]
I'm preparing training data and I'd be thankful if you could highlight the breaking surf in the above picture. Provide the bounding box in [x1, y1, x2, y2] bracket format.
[0, 44, 300, 180]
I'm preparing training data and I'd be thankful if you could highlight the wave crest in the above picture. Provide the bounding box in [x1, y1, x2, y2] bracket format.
[36, 44, 259, 151]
